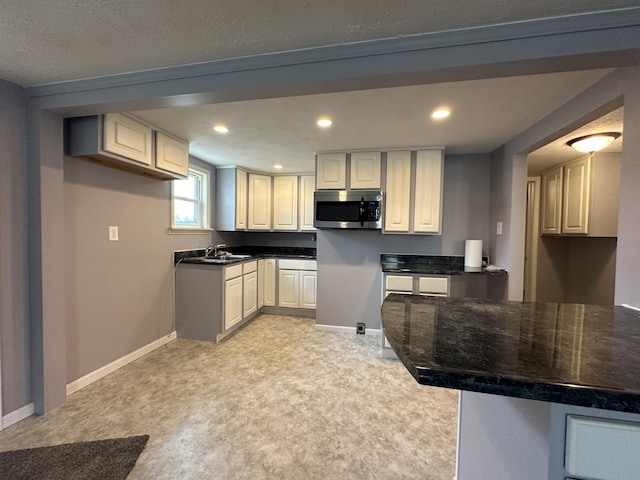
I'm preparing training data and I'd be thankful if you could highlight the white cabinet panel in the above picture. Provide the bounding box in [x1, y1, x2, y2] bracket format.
[278, 270, 299, 308]
[248, 174, 272, 230]
[418, 276, 449, 295]
[299, 271, 317, 309]
[316, 153, 346, 189]
[541, 165, 563, 235]
[235, 169, 247, 230]
[257, 259, 265, 309]
[273, 176, 298, 230]
[413, 150, 443, 233]
[243, 271, 258, 318]
[562, 156, 591, 234]
[103, 113, 152, 166]
[299, 175, 316, 231]
[264, 259, 277, 307]
[384, 151, 412, 232]
[224, 276, 243, 330]
[155, 131, 189, 176]
[386, 275, 413, 292]
[350, 152, 381, 189]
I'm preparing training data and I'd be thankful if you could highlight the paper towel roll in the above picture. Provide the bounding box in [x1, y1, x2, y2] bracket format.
[464, 240, 483, 268]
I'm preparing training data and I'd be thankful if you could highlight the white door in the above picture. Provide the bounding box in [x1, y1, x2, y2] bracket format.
[316, 153, 346, 189]
[273, 176, 298, 230]
[243, 271, 258, 318]
[299, 175, 316, 231]
[257, 259, 265, 308]
[384, 151, 412, 232]
[299, 271, 317, 309]
[155, 131, 189, 176]
[264, 259, 277, 306]
[540, 165, 563, 235]
[103, 113, 153, 165]
[224, 276, 243, 330]
[248, 174, 272, 230]
[350, 152, 381, 189]
[235, 169, 247, 230]
[562, 156, 591, 234]
[413, 150, 443, 233]
[524, 177, 541, 302]
[278, 270, 299, 308]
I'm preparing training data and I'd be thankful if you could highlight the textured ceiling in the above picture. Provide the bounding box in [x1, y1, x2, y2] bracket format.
[132, 69, 611, 173]
[1, 0, 638, 86]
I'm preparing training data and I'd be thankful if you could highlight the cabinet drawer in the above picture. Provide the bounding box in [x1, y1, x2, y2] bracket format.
[565, 415, 640, 480]
[224, 264, 243, 280]
[386, 275, 413, 292]
[278, 259, 317, 271]
[242, 260, 257, 274]
[418, 277, 448, 295]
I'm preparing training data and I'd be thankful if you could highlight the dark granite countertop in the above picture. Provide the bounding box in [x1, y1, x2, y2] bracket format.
[174, 246, 316, 265]
[381, 254, 507, 276]
[382, 294, 640, 413]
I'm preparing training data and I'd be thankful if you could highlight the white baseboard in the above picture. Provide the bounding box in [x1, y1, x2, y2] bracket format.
[315, 324, 381, 336]
[66, 332, 177, 396]
[3, 402, 35, 429]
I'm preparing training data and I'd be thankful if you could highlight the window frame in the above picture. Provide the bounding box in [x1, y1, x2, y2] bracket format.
[170, 164, 212, 232]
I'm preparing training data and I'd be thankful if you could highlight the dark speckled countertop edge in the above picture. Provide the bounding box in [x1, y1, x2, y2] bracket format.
[380, 254, 508, 276]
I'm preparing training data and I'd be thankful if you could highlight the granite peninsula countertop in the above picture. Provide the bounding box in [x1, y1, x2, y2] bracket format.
[382, 294, 640, 413]
[381, 254, 507, 276]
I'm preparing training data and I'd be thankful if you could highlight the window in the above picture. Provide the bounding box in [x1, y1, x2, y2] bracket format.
[171, 165, 211, 230]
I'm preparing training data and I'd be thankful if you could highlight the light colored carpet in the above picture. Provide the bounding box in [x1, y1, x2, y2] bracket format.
[0, 314, 458, 479]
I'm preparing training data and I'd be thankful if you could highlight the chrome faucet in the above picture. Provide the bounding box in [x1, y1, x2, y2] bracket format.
[214, 243, 227, 256]
[205, 245, 215, 257]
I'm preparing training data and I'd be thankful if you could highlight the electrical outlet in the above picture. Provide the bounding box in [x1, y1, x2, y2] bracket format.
[356, 322, 366, 334]
[496, 221, 503, 235]
[108, 226, 119, 242]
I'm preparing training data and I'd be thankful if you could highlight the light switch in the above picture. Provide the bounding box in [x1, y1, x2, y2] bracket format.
[496, 221, 503, 235]
[108, 226, 119, 241]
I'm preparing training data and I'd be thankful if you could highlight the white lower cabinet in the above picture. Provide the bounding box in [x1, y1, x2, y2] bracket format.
[264, 259, 277, 306]
[278, 270, 299, 308]
[277, 259, 317, 309]
[243, 271, 258, 318]
[224, 276, 243, 330]
[299, 271, 317, 309]
[257, 259, 265, 308]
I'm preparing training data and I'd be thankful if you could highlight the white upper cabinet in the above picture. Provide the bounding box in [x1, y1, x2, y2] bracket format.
[562, 157, 591, 235]
[384, 151, 412, 232]
[248, 173, 272, 230]
[103, 113, 153, 166]
[350, 152, 381, 189]
[540, 154, 620, 237]
[155, 131, 189, 177]
[299, 175, 316, 231]
[273, 176, 298, 230]
[413, 150, 443, 233]
[316, 153, 346, 189]
[235, 169, 248, 230]
[541, 165, 564, 235]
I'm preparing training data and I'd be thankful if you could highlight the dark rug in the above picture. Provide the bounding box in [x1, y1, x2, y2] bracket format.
[0, 435, 149, 480]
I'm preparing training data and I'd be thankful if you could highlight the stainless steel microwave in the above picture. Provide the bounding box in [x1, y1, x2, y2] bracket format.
[314, 190, 383, 229]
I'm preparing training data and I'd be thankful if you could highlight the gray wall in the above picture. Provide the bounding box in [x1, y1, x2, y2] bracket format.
[0, 79, 32, 413]
[317, 154, 491, 328]
[64, 155, 221, 382]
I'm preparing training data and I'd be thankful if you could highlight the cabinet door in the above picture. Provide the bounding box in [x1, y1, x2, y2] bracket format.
[273, 176, 298, 230]
[562, 156, 591, 234]
[278, 270, 299, 308]
[299, 271, 317, 309]
[384, 151, 412, 232]
[248, 174, 272, 230]
[224, 276, 243, 330]
[316, 153, 346, 189]
[235, 169, 247, 230]
[264, 259, 277, 306]
[540, 165, 563, 235]
[257, 259, 265, 309]
[243, 271, 258, 318]
[103, 113, 152, 165]
[299, 175, 316, 231]
[155, 131, 189, 177]
[413, 150, 443, 233]
[350, 152, 381, 189]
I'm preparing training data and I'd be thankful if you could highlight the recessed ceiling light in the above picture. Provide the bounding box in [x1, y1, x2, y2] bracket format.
[431, 109, 451, 120]
[274, 164, 283, 170]
[317, 118, 332, 128]
[213, 124, 229, 134]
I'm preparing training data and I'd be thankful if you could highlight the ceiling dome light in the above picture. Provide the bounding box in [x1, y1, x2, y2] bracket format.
[317, 118, 332, 128]
[431, 108, 451, 120]
[213, 124, 229, 134]
[567, 132, 621, 154]
[273, 164, 283, 170]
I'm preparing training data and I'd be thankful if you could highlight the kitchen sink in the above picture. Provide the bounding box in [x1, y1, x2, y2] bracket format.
[197, 254, 252, 262]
